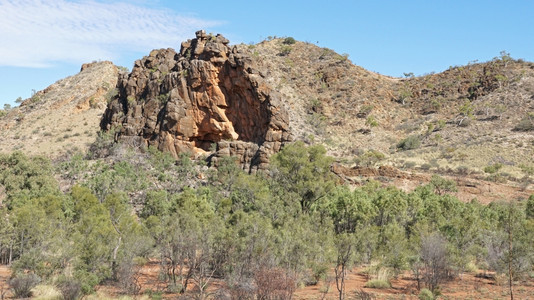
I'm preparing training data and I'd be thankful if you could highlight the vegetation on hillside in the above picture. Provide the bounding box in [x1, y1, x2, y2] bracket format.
[1, 140, 533, 299]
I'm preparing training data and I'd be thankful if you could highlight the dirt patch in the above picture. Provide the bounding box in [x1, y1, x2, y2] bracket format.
[85, 263, 534, 299]
[294, 267, 534, 300]
[1, 262, 532, 299]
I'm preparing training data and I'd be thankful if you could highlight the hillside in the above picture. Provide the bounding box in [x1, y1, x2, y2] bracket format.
[0, 33, 533, 195]
[0, 61, 118, 158]
[242, 39, 534, 180]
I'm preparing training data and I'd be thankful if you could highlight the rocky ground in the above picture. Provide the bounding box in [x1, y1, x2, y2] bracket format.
[0, 61, 118, 158]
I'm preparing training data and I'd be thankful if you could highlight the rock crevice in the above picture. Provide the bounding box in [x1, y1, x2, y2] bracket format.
[101, 31, 291, 171]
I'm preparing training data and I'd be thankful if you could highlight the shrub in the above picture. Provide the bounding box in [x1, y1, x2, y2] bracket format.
[513, 114, 534, 131]
[74, 270, 100, 295]
[89, 97, 98, 109]
[157, 93, 169, 104]
[354, 150, 385, 167]
[10, 273, 41, 298]
[458, 117, 471, 127]
[56, 278, 82, 300]
[310, 263, 329, 284]
[366, 116, 378, 128]
[364, 279, 390, 289]
[429, 175, 457, 195]
[456, 165, 471, 175]
[397, 135, 421, 151]
[403, 161, 417, 169]
[418, 288, 434, 300]
[351, 289, 375, 300]
[117, 259, 143, 295]
[254, 267, 296, 300]
[357, 105, 374, 118]
[105, 88, 118, 103]
[282, 37, 296, 45]
[280, 45, 292, 56]
[484, 163, 503, 174]
[526, 194, 534, 220]
[420, 163, 432, 171]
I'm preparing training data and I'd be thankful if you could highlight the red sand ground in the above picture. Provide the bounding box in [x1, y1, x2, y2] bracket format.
[2, 262, 534, 299]
[98, 264, 534, 299]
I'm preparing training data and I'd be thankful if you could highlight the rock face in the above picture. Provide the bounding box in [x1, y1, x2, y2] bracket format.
[101, 31, 291, 171]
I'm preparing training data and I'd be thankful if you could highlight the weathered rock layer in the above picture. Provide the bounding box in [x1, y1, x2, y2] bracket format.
[101, 31, 291, 171]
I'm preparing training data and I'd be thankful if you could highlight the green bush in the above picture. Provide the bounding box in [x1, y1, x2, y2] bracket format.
[364, 279, 390, 289]
[283, 37, 296, 45]
[484, 163, 503, 174]
[418, 288, 434, 300]
[354, 150, 385, 167]
[397, 135, 421, 151]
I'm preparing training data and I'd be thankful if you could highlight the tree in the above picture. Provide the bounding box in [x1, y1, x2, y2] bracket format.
[419, 232, 450, 293]
[0, 151, 60, 208]
[320, 186, 376, 234]
[429, 175, 457, 196]
[270, 141, 335, 212]
[379, 222, 410, 278]
[457, 101, 474, 126]
[0, 208, 15, 265]
[9, 194, 69, 278]
[140, 189, 170, 218]
[334, 233, 355, 300]
[158, 189, 220, 294]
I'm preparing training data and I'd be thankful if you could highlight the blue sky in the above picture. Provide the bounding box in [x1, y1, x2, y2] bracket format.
[1, 0, 533, 108]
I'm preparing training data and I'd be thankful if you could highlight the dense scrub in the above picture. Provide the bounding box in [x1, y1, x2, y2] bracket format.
[0, 141, 533, 299]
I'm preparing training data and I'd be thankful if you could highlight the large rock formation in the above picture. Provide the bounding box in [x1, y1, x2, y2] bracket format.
[101, 31, 291, 171]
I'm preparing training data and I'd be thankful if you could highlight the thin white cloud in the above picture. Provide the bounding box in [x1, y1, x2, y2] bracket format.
[0, 0, 221, 67]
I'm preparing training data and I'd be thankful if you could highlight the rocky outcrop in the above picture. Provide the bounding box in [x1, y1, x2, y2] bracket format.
[331, 163, 409, 179]
[101, 31, 291, 171]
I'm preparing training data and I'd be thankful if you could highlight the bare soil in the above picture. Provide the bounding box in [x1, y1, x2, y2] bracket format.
[2, 261, 533, 299]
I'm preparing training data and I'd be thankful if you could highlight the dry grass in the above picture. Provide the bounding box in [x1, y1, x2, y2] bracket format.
[0, 61, 118, 158]
[32, 284, 62, 300]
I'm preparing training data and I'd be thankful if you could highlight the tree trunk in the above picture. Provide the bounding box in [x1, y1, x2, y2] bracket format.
[8, 241, 13, 265]
[508, 207, 514, 300]
[111, 236, 122, 280]
[20, 231, 24, 256]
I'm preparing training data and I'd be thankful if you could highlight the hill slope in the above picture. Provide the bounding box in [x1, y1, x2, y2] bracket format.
[242, 38, 534, 180]
[0, 61, 118, 157]
[0, 34, 532, 197]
